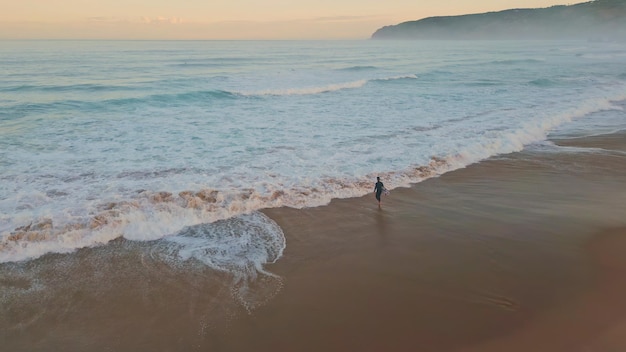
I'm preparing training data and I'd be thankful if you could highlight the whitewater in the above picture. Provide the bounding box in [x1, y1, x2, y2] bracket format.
[1, 39, 625, 267]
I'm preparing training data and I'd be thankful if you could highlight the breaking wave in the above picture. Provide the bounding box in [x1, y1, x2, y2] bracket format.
[238, 74, 418, 96]
[4, 94, 625, 264]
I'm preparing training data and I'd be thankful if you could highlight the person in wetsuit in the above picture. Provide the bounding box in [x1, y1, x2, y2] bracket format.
[374, 176, 386, 208]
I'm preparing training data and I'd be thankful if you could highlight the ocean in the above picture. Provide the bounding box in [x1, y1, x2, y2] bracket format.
[1, 39, 626, 350]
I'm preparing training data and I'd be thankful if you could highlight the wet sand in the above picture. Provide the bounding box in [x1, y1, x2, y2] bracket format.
[552, 131, 626, 152]
[220, 132, 626, 352]
[1, 132, 625, 352]
[459, 227, 626, 352]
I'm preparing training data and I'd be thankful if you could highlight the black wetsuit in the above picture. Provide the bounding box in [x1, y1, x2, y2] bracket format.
[374, 181, 385, 201]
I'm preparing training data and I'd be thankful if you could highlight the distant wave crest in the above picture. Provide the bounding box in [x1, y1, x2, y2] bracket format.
[239, 74, 417, 97]
[0, 83, 132, 93]
[239, 80, 368, 96]
[3, 89, 238, 115]
[489, 59, 545, 65]
[336, 65, 378, 71]
[373, 74, 418, 82]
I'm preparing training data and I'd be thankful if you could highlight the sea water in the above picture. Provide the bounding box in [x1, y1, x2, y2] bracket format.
[1, 40, 625, 274]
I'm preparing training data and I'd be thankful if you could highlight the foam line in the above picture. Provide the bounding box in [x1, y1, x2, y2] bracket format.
[239, 74, 417, 97]
[1, 95, 625, 264]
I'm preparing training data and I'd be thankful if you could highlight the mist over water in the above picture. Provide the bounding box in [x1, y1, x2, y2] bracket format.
[1, 40, 625, 269]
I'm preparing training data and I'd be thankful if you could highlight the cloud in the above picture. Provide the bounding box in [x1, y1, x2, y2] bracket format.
[311, 15, 384, 22]
[85, 16, 183, 25]
[140, 16, 183, 25]
[87, 16, 128, 23]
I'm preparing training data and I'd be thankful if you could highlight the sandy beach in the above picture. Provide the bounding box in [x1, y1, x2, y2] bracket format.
[220, 131, 626, 352]
[1, 131, 625, 352]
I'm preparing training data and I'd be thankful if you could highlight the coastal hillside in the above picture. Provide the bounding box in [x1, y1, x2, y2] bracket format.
[372, 0, 626, 40]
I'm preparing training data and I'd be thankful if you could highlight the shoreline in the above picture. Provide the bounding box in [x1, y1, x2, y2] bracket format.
[1, 131, 624, 352]
[212, 131, 626, 352]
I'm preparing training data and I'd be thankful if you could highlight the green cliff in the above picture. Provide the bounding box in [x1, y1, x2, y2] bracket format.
[371, 0, 626, 40]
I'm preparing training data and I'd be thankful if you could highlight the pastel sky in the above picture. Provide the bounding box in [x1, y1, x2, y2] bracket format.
[1, 0, 581, 40]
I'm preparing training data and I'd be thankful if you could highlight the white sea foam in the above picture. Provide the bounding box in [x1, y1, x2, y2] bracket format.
[374, 74, 418, 81]
[1, 40, 626, 264]
[238, 74, 417, 96]
[240, 79, 368, 96]
[156, 212, 285, 312]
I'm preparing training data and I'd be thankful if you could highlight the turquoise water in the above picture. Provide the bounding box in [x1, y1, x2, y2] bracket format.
[1, 40, 625, 264]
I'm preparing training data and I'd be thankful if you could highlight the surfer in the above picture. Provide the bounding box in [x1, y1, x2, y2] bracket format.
[374, 176, 387, 208]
